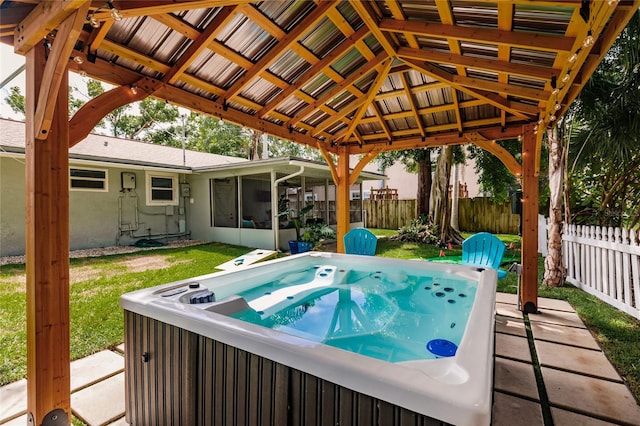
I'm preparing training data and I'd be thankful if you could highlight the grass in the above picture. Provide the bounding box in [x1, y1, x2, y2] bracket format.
[0, 242, 248, 385]
[1, 236, 638, 401]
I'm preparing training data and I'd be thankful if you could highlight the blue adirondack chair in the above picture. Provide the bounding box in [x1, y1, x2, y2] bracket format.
[462, 232, 507, 279]
[344, 228, 377, 256]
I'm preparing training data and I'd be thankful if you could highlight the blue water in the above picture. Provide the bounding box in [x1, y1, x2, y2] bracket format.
[231, 264, 477, 362]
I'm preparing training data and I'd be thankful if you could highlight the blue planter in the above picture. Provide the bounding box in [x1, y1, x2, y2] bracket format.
[289, 240, 313, 254]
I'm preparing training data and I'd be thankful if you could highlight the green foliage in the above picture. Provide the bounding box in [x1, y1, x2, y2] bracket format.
[567, 11, 640, 227]
[390, 217, 439, 244]
[467, 140, 520, 203]
[4, 86, 25, 114]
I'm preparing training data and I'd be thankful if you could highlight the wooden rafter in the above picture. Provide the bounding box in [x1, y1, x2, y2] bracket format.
[370, 101, 393, 143]
[91, 0, 253, 21]
[240, 4, 285, 39]
[349, 0, 397, 57]
[163, 6, 239, 84]
[257, 25, 370, 118]
[379, 18, 576, 52]
[404, 59, 534, 119]
[496, 2, 514, 128]
[339, 58, 393, 143]
[219, 1, 337, 104]
[285, 52, 388, 128]
[399, 72, 425, 138]
[385, 0, 419, 48]
[396, 47, 557, 82]
[434, 0, 465, 135]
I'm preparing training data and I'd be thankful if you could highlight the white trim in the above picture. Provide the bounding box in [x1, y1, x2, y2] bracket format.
[145, 171, 179, 206]
[69, 167, 108, 192]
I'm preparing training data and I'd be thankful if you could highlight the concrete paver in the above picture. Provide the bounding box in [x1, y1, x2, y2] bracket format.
[535, 340, 621, 382]
[495, 315, 527, 337]
[495, 292, 518, 305]
[0, 379, 26, 422]
[537, 298, 574, 313]
[495, 302, 523, 319]
[528, 309, 586, 329]
[71, 372, 125, 426]
[492, 391, 543, 426]
[551, 407, 620, 425]
[495, 333, 532, 363]
[71, 350, 124, 391]
[543, 367, 640, 425]
[494, 357, 539, 401]
[530, 320, 600, 350]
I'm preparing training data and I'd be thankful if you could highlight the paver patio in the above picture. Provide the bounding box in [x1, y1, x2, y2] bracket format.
[1, 293, 638, 425]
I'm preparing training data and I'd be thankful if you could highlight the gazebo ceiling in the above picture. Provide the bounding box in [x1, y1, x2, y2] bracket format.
[1, 0, 638, 155]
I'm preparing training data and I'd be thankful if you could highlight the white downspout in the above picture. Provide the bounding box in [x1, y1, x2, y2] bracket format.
[273, 166, 305, 251]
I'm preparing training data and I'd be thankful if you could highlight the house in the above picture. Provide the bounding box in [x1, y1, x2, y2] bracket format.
[0, 119, 383, 256]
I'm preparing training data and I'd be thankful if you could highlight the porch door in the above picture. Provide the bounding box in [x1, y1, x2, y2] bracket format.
[212, 178, 238, 227]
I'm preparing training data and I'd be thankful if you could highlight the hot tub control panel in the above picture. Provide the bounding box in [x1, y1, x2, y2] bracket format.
[189, 289, 216, 304]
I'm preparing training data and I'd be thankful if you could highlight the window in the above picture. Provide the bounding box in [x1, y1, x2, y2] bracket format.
[69, 167, 108, 192]
[146, 172, 178, 206]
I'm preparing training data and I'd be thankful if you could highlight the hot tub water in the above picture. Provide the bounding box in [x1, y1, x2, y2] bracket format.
[231, 264, 477, 363]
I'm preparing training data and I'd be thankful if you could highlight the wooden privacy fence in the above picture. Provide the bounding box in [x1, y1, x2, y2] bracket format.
[363, 199, 416, 229]
[562, 224, 640, 320]
[457, 198, 520, 234]
[363, 197, 519, 233]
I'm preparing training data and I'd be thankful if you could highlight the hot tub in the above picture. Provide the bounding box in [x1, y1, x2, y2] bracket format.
[120, 252, 496, 425]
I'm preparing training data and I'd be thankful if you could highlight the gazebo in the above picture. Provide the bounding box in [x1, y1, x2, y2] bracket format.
[0, 0, 637, 423]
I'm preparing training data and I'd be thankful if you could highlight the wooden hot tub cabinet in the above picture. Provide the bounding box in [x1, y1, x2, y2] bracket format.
[124, 311, 449, 425]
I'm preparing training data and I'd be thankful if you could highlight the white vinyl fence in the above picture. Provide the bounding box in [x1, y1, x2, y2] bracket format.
[562, 224, 640, 319]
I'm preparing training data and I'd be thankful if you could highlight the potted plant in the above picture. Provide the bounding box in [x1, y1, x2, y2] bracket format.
[278, 204, 334, 253]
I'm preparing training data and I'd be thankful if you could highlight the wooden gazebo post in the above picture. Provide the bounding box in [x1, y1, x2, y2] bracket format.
[17, 2, 89, 423]
[520, 123, 539, 313]
[335, 150, 351, 253]
[24, 42, 72, 425]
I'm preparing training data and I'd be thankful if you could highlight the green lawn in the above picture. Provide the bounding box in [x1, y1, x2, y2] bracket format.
[1, 238, 638, 400]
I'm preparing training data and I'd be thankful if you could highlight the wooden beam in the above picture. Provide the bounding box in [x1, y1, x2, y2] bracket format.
[404, 58, 533, 118]
[340, 58, 392, 142]
[34, 2, 89, 140]
[91, 0, 253, 20]
[286, 52, 388, 128]
[163, 6, 239, 84]
[25, 40, 71, 426]
[349, 149, 381, 185]
[349, 0, 397, 57]
[472, 139, 522, 177]
[220, 1, 337, 102]
[241, 4, 285, 39]
[397, 47, 558, 81]
[379, 18, 575, 52]
[520, 123, 539, 313]
[13, 0, 87, 54]
[69, 77, 160, 146]
[257, 25, 370, 118]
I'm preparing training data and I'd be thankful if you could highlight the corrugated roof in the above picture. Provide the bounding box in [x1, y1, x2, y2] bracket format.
[0, 0, 635, 154]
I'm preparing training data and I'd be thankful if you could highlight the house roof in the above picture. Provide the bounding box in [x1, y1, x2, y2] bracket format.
[1, 1, 636, 159]
[0, 118, 382, 181]
[0, 118, 247, 170]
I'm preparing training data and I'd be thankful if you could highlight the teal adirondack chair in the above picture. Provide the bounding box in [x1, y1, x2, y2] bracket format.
[462, 232, 507, 279]
[344, 228, 377, 256]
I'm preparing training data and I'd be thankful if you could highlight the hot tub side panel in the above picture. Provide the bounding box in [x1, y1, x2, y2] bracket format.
[124, 310, 199, 425]
[125, 311, 450, 426]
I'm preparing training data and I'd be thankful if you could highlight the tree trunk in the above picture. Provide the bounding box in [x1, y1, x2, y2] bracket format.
[543, 126, 567, 287]
[417, 155, 432, 219]
[432, 146, 463, 244]
[450, 163, 460, 232]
